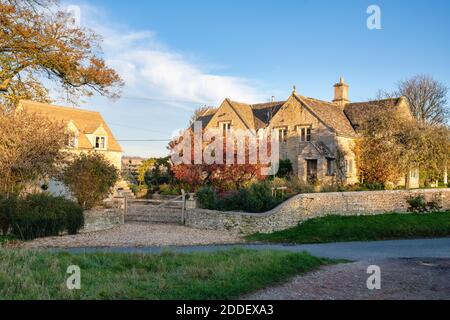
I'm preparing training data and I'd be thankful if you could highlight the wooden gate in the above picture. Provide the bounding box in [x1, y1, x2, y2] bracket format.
[125, 190, 187, 225]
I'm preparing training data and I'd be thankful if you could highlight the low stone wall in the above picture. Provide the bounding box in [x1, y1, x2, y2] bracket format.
[186, 189, 450, 235]
[82, 207, 124, 233]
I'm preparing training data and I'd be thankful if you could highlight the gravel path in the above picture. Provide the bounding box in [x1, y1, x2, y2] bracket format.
[21, 223, 243, 248]
[243, 258, 450, 300]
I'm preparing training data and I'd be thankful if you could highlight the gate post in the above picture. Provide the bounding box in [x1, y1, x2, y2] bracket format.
[123, 196, 127, 224]
[181, 189, 186, 225]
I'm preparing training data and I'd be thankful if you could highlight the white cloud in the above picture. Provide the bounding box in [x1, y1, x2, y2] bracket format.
[71, 2, 265, 106]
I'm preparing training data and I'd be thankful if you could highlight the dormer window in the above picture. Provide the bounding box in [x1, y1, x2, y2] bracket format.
[95, 136, 106, 149]
[67, 133, 78, 148]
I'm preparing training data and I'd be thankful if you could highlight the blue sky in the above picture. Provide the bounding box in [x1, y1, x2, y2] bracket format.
[61, 0, 450, 157]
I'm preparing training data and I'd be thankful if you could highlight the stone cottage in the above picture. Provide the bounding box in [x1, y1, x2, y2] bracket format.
[195, 78, 419, 188]
[18, 100, 124, 195]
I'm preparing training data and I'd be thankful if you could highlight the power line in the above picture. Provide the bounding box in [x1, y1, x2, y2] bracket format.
[120, 95, 215, 105]
[116, 139, 171, 142]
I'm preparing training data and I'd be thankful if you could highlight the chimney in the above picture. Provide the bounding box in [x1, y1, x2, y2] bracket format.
[271, 96, 275, 102]
[333, 77, 350, 106]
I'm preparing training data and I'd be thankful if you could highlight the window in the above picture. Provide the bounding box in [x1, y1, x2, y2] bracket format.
[67, 133, 78, 148]
[277, 127, 288, 143]
[345, 159, 353, 175]
[298, 126, 312, 142]
[219, 122, 231, 138]
[95, 136, 106, 149]
[326, 159, 335, 176]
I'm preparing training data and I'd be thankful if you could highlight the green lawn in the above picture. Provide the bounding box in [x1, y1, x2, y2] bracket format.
[247, 211, 450, 244]
[0, 248, 333, 300]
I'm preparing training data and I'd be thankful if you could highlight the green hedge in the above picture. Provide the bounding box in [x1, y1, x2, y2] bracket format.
[0, 193, 84, 240]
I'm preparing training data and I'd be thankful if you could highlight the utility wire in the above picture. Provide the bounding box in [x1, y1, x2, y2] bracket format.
[116, 139, 171, 142]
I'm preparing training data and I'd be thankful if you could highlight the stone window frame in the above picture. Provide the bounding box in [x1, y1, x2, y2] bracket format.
[345, 158, 354, 177]
[275, 126, 288, 143]
[218, 121, 232, 138]
[326, 158, 336, 176]
[296, 125, 312, 142]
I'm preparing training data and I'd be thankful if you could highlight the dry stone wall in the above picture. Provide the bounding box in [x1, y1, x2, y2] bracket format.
[186, 189, 450, 235]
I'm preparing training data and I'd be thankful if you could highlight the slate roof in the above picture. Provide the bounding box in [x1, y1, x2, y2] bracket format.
[19, 100, 122, 152]
[196, 100, 285, 130]
[344, 98, 402, 130]
[296, 95, 357, 137]
[194, 94, 405, 138]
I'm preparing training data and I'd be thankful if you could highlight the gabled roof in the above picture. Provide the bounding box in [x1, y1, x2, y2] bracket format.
[192, 93, 409, 139]
[251, 101, 285, 129]
[19, 100, 122, 152]
[296, 95, 357, 137]
[196, 100, 285, 130]
[344, 98, 403, 130]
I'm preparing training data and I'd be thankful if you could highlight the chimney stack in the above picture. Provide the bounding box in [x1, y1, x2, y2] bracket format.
[271, 96, 275, 102]
[333, 77, 349, 106]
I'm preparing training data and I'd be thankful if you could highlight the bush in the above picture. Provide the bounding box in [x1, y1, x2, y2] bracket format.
[276, 159, 293, 178]
[407, 195, 427, 213]
[11, 193, 84, 240]
[197, 182, 281, 213]
[406, 194, 443, 213]
[63, 153, 119, 209]
[286, 177, 315, 194]
[159, 184, 180, 196]
[197, 187, 218, 210]
[0, 194, 16, 235]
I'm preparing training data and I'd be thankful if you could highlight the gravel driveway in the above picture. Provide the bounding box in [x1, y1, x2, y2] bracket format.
[21, 223, 244, 248]
[243, 258, 450, 300]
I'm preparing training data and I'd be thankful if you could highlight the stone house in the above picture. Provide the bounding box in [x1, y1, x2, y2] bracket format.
[18, 100, 124, 195]
[196, 78, 419, 188]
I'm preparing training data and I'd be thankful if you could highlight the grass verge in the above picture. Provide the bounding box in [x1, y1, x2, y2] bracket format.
[0, 235, 15, 246]
[246, 211, 450, 244]
[0, 248, 333, 299]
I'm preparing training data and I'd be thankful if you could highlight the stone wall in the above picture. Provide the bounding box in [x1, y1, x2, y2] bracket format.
[82, 206, 124, 233]
[186, 189, 450, 235]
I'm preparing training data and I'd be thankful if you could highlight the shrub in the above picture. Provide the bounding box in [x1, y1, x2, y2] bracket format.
[286, 177, 315, 194]
[63, 153, 119, 209]
[407, 194, 427, 213]
[0, 194, 16, 235]
[197, 187, 218, 210]
[159, 184, 180, 196]
[197, 182, 281, 213]
[11, 193, 84, 240]
[276, 159, 293, 178]
[405, 194, 442, 213]
[427, 193, 443, 212]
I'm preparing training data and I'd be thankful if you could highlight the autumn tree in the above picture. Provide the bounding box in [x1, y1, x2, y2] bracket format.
[356, 109, 450, 186]
[0, 0, 123, 109]
[63, 153, 119, 209]
[378, 75, 448, 125]
[168, 130, 265, 192]
[0, 109, 68, 195]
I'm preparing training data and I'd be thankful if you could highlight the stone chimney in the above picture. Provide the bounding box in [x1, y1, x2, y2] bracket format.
[333, 77, 350, 106]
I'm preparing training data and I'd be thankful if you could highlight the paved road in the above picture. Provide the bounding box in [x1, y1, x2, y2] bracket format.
[58, 237, 450, 261]
[243, 258, 450, 300]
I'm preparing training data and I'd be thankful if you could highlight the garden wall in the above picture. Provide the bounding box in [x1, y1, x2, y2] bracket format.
[82, 205, 124, 233]
[186, 189, 450, 235]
